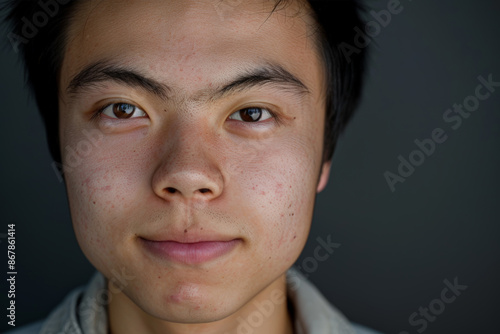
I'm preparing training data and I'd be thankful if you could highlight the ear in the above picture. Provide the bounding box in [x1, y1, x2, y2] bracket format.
[316, 161, 332, 193]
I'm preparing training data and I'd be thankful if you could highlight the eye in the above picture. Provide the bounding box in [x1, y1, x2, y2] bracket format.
[228, 107, 273, 122]
[99, 103, 147, 119]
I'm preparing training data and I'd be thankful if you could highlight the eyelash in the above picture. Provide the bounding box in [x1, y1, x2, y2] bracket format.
[227, 106, 279, 124]
[90, 104, 110, 122]
[90, 102, 142, 121]
[90, 102, 281, 125]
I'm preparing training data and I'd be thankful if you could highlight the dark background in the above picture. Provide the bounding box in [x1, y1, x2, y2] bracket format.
[1, 0, 499, 333]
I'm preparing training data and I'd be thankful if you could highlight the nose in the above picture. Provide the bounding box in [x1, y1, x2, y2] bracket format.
[152, 132, 224, 202]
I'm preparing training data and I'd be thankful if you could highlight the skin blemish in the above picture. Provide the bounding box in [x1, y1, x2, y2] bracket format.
[184, 229, 187, 233]
[169, 284, 201, 304]
[169, 294, 182, 303]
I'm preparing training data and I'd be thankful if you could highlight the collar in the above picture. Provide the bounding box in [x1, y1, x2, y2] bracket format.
[286, 269, 356, 334]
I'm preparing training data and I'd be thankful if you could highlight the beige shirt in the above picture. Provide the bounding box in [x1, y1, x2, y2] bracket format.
[7, 269, 381, 334]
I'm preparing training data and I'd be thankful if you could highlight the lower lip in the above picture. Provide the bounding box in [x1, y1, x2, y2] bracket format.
[141, 239, 241, 265]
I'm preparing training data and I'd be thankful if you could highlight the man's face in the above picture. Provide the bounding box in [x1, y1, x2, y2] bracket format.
[59, 0, 330, 324]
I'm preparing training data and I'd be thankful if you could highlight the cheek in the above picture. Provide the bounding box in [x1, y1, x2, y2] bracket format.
[62, 135, 151, 267]
[227, 135, 320, 262]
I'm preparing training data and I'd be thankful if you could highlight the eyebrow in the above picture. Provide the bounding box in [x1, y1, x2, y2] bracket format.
[67, 61, 171, 100]
[209, 63, 310, 101]
[66, 60, 310, 102]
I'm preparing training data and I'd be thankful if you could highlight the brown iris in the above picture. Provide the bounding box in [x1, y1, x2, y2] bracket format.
[239, 108, 263, 122]
[112, 103, 136, 119]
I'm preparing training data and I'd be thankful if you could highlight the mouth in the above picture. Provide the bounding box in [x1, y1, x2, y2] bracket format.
[139, 238, 242, 265]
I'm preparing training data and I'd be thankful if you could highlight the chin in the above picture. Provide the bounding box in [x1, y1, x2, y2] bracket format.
[132, 288, 241, 324]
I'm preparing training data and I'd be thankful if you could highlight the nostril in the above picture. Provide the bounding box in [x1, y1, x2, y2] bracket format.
[166, 187, 176, 194]
[199, 188, 211, 194]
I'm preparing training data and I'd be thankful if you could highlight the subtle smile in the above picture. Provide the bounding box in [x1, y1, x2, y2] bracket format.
[140, 238, 242, 265]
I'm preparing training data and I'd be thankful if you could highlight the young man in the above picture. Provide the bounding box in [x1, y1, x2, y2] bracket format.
[4, 0, 380, 333]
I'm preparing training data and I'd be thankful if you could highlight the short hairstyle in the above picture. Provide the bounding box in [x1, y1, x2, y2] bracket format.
[2, 0, 366, 164]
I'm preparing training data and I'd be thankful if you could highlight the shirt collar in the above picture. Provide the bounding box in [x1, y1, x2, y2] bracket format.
[287, 268, 356, 334]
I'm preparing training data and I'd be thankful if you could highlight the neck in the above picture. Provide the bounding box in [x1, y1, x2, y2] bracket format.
[108, 274, 294, 334]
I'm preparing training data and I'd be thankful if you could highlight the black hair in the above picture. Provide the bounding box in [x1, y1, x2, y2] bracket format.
[307, 0, 367, 161]
[2, 0, 81, 164]
[2, 0, 366, 164]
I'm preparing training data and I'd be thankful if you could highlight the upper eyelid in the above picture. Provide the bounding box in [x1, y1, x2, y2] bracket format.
[97, 100, 146, 113]
[231, 104, 279, 116]
[100, 102, 145, 111]
[228, 107, 274, 118]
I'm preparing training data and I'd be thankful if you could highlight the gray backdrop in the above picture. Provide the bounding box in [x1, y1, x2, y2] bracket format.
[1, 0, 499, 333]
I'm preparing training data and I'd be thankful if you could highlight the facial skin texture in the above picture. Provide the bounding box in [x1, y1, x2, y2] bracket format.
[58, 0, 331, 333]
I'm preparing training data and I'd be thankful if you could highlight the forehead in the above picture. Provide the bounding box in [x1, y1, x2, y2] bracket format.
[61, 0, 323, 99]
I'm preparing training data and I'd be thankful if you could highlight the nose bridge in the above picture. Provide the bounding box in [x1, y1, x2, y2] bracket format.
[170, 129, 214, 173]
[169, 112, 216, 166]
[152, 116, 224, 201]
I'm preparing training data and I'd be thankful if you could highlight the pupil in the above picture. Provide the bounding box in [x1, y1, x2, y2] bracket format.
[113, 103, 135, 118]
[241, 108, 262, 122]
